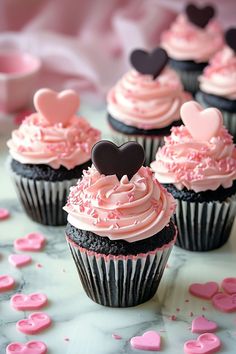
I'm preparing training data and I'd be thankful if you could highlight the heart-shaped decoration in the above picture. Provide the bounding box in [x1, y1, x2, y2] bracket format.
[9, 254, 32, 268]
[225, 28, 236, 52]
[0, 275, 15, 292]
[16, 312, 51, 334]
[34, 88, 80, 126]
[184, 333, 221, 354]
[92, 141, 145, 180]
[189, 282, 219, 299]
[11, 293, 48, 311]
[14, 232, 46, 252]
[6, 341, 47, 354]
[181, 101, 223, 141]
[185, 4, 215, 28]
[130, 47, 168, 79]
[221, 277, 236, 294]
[130, 331, 161, 351]
[192, 316, 218, 334]
[212, 293, 236, 313]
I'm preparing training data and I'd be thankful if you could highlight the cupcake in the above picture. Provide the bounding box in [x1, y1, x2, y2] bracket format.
[151, 101, 236, 252]
[107, 47, 191, 165]
[64, 141, 177, 307]
[161, 3, 223, 93]
[7, 88, 101, 226]
[197, 28, 236, 141]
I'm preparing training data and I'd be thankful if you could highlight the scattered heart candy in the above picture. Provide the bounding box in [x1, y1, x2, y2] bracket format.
[0, 275, 15, 292]
[181, 101, 223, 141]
[34, 88, 79, 126]
[9, 254, 32, 267]
[14, 232, 45, 251]
[192, 316, 218, 334]
[11, 293, 48, 311]
[189, 282, 219, 300]
[184, 333, 221, 354]
[130, 330, 161, 351]
[0, 208, 10, 220]
[16, 312, 51, 334]
[221, 277, 236, 294]
[6, 340, 47, 354]
[212, 293, 236, 313]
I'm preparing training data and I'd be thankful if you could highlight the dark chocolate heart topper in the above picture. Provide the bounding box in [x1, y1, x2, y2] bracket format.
[225, 28, 236, 52]
[185, 3, 215, 28]
[92, 141, 145, 180]
[130, 47, 168, 79]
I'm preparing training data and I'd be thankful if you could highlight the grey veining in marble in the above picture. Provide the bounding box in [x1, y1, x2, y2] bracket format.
[0, 107, 236, 354]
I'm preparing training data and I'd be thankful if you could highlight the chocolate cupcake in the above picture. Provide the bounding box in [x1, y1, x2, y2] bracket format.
[161, 3, 223, 93]
[7, 89, 101, 226]
[151, 101, 236, 251]
[107, 47, 191, 165]
[64, 141, 177, 307]
[197, 28, 236, 141]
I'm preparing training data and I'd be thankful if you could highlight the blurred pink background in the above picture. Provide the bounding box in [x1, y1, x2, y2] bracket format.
[0, 0, 235, 103]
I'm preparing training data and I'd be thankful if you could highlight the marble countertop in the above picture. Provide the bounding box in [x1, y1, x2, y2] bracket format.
[0, 105, 236, 354]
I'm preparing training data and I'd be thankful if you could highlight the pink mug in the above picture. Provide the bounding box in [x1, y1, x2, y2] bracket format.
[0, 51, 41, 113]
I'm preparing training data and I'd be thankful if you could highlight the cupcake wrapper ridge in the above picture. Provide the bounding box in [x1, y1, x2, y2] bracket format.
[170, 67, 201, 94]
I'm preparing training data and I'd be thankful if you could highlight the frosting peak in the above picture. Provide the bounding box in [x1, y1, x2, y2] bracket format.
[64, 166, 176, 242]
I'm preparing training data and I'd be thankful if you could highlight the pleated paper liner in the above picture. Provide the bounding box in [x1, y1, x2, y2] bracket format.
[173, 195, 236, 251]
[196, 91, 236, 141]
[170, 67, 201, 94]
[66, 231, 177, 307]
[11, 169, 77, 226]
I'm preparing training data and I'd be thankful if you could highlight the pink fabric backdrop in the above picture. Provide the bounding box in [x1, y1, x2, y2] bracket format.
[0, 0, 235, 103]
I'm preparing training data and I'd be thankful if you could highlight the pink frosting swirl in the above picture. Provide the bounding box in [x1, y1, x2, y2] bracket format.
[161, 14, 223, 63]
[151, 125, 236, 193]
[199, 46, 236, 99]
[7, 114, 101, 169]
[107, 68, 191, 130]
[64, 166, 176, 242]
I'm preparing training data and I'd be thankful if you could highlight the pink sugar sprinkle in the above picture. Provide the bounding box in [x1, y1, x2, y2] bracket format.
[112, 334, 122, 340]
[36, 263, 43, 268]
[202, 306, 207, 311]
[170, 315, 177, 321]
[190, 312, 194, 317]
[176, 308, 180, 312]
[64, 337, 70, 342]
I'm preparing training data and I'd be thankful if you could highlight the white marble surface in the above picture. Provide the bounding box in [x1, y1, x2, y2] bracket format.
[0, 106, 236, 354]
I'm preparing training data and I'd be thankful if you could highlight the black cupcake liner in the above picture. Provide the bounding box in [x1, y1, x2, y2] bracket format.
[169, 65, 202, 94]
[66, 237, 176, 307]
[11, 169, 77, 226]
[173, 196, 236, 251]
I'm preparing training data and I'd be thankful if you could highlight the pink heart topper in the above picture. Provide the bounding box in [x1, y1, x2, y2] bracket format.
[192, 316, 218, 334]
[189, 282, 219, 300]
[0, 275, 15, 292]
[9, 254, 32, 268]
[184, 333, 221, 354]
[130, 331, 161, 351]
[11, 293, 48, 311]
[14, 232, 45, 252]
[16, 312, 51, 335]
[212, 293, 236, 313]
[34, 88, 80, 126]
[221, 277, 236, 294]
[6, 341, 47, 354]
[180, 101, 223, 141]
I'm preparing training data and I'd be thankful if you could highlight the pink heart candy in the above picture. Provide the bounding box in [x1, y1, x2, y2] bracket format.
[221, 277, 236, 294]
[212, 293, 236, 313]
[181, 101, 223, 141]
[189, 282, 219, 300]
[0, 207, 10, 220]
[184, 333, 221, 354]
[130, 331, 161, 351]
[34, 88, 80, 126]
[16, 312, 51, 334]
[11, 293, 48, 311]
[9, 254, 32, 267]
[6, 341, 47, 354]
[0, 275, 15, 292]
[14, 232, 45, 251]
[192, 316, 218, 334]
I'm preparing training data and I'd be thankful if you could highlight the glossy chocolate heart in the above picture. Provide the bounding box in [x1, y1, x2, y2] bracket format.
[92, 141, 145, 180]
[186, 4, 215, 28]
[225, 28, 236, 52]
[130, 47, 168, 79]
